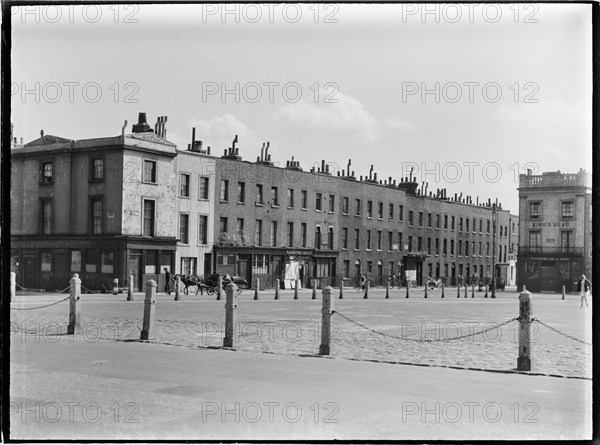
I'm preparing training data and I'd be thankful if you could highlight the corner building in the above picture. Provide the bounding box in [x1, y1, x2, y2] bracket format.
[517, 169, 592, 292]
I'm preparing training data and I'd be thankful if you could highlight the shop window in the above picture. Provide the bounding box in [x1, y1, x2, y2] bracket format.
[101, 250, 114, 274]
[252, 254, 269, 274]
[86, 249, 98, 273]
[41, 250, 52, 272]
[71, 250, 82, 272]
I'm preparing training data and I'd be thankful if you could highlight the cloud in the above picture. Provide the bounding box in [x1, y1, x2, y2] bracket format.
[273, 90, 419, 141]
[495, 100, 589, 127]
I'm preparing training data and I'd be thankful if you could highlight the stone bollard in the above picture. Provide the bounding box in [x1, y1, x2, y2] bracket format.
[174, 275, 181, 301]
[517, 287, 533, 371]
[113, 278, 119, 295]
[385, 281, 389, 299]
[10, 272, 16, 302]
[274, 279, 280, 300]
[312, 280, 317, 300]
[472, 283, 475, 298]
[254, 278, 260, 300]
[67, 274, 82, 335]
[424, 284, 428, 298]
[457, 283, 461, 298]
[217, 276, 223, 301]
[223, 282, 238, 348]
[441, 282, 445, 298]
[127, 274, 134, 301]
[464, 284, 468, 298]
[339, 283, 344, 299]
[406, 283, 409, 298]
[319, 286, 333, 355]
[364, 280, 369, 299]
[294, 279, 299, 300]
[140, 279, 156, 340]
[478, 281, 482, 292]
[562, 285, 565, 300]
[485, 285, 488, 298]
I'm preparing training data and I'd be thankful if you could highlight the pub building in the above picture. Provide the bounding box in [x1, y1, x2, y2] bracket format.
[517, 169, 592, 292]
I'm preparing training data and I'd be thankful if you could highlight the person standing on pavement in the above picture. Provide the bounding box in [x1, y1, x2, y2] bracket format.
[578, 274, 591, 308]
[164, 268, 172, 295]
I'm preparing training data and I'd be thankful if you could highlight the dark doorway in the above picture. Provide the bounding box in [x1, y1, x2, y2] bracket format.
[23, 256, 35, 288]
[128, 253, 142, 291]
[54, 251, 69, 290]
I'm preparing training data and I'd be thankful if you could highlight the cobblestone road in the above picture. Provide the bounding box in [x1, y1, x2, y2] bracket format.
[10, 287, 592, 379]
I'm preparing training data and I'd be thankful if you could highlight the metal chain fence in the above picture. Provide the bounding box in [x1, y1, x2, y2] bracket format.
[531, 318, 591, 346]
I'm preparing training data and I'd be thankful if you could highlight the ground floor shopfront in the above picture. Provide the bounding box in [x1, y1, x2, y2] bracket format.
[11, 235, 176, 292]
[213, 246, 339, 289]
[517, 256, 589, 293]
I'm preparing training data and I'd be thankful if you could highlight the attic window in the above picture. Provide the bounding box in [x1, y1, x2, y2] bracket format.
[42, 162, 53, 183]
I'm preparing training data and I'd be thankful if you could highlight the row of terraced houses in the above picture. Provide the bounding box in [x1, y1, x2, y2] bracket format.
[14, 112, 587, 294]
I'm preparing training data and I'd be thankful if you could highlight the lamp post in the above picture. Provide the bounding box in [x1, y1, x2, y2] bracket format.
[491, 203, 497, 299]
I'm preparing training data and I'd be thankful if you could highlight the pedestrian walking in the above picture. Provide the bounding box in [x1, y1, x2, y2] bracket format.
[164, 268, 172, 295]
[578, 274, 591, 308]
[359, 274, 366, 290]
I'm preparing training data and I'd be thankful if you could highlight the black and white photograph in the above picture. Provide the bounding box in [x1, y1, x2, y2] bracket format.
[4, 1, 594, 441]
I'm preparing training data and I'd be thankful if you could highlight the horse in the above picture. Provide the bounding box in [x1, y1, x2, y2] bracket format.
[172, 274, 204, 295]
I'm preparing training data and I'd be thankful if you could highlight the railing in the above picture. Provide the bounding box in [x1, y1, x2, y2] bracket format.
[519, 246, 584, 257]
[520, 172, 590, 188]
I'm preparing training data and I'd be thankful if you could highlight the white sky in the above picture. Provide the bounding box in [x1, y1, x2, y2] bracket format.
[10, 3, 592, 212]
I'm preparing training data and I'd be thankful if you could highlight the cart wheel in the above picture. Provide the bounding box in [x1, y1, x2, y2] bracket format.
[184, 286, 189, 295]
[207, 287, 215, 296]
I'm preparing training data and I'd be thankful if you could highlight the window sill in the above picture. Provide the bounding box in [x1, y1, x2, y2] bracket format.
[255, 203, 265, 207]
[220, 200, 229, 203]
[179, 196, 191, 199]
[142, 181, 158, 186]
[287, 206, 294, 210]
[343, 212, 349, 216]
[198, 198, 209, 202]
[329, 211, 335, 214]
[237, 201, 245, 205]
[271, 205, 280, 209]
[89, 179, 105, 184]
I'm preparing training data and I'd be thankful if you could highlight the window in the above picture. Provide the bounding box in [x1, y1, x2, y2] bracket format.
[368, 261, 373, 274]
[288, 189, 295, 208]
[435, 238, 440, 255]
[398, 205, 404, 222]
[237, 218, 245, 237]
[342, 228, 348, 249]
[343, 260, 350, 278]
[143, 160, 157, 183]
[181, 258, 196, 276]
[459, 218, 463, 232]
[41, 162, 53, 183]
[343, 197, 349, 214]
[450, 239, 455, 255]
[389, 203, 394, 220]
[486, 220, 490, 234]
[41, 200, 52, 235]
[473, 218, 476, 232]
[398, 232, 403, 251]
[329, 195, 335, 212]
[301, 223, 307, 247]
[443, 215, 448, 229]
[85, 249, 98, 273]
[257, 184, 264, 204]
[388, 231, 393, 251]
[252, 254, 269, 274]
[418, 212, 423, 227]
[366, 230, 372, 250]
[143, 200, 155, 236]
[436, 214, 441, 229]
[316, 193, 323, 211]
[271, 187, 279, 206]
[377, 230, 382, 250]
[255, 220, 263, 246]
[287, 222, 294, 247]
[560, 231, 573, 248]
[101, 250, 115, 274]
[199, 176, 209, 200]
[451, 216, 455, 230]
[408, 211, 413, 226]
[466, 219, 469, 232]
[237, 182, 245, 203]
[179, 214, 189, 244]
[378, 202, 383, 219]
[479, 242, 483, 256]
[41, 250, 52, 272]
[301, 190, 307, 209]
[458, 240, 462, 256]
[355, 229, 360, 249]
[70, 250, 82, 272]
[271, 221, 278, 246]
[443, 239, 447, 255]
[356, 199, 362, 216]
[367, 201, 373, 218]
[180, 174, 190, 197]
[418, 237, 423, 251]
[328, 227, 334, 250]
[427, 237, 432, 254]
[220, 179, 229, 201]
[408, 236, 413, 252]
[529, 201, 542, 219]
[91, 198, 102, 235]
[428, 213, 432, 228]
[465, 241, 469, 256]
[219, 217, 228, 234]
[315, 226, 322, 249]
[91, 158, 103, 181]
[479, 219, 483, 233]
[486, 242, 490, 256]
[198, 215, 208, 244]
[561, 201, 574, 218]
